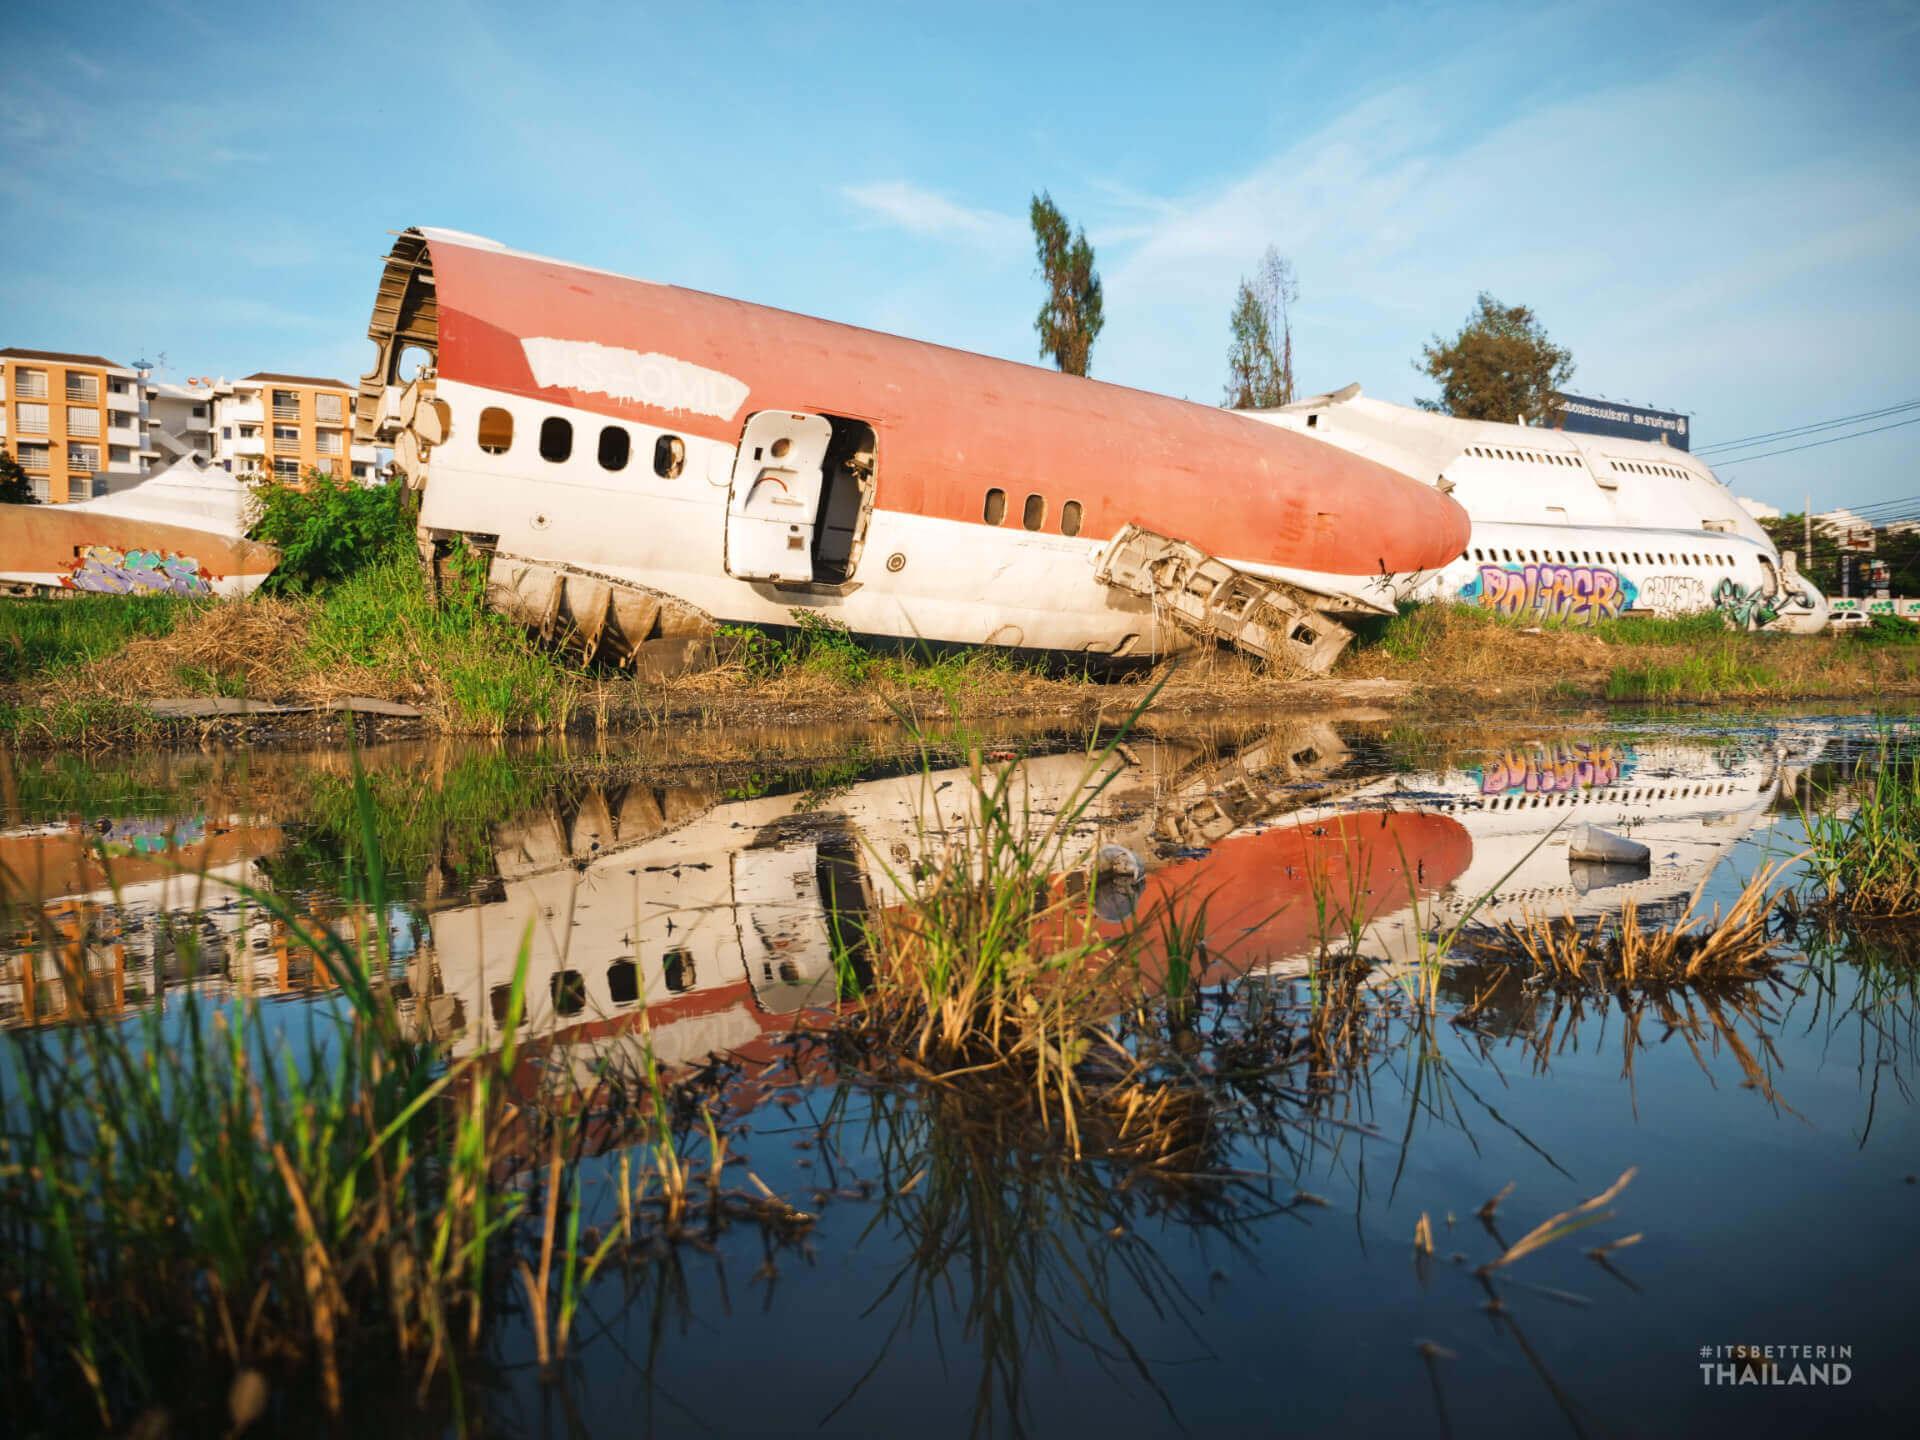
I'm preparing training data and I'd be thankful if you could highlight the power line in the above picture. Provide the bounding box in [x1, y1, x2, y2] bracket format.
[1712, 414, 1920, 466]
[1696, 399, 1920, 455]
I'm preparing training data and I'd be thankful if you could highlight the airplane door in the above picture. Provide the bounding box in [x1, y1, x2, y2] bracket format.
[726, 411, 834, 583]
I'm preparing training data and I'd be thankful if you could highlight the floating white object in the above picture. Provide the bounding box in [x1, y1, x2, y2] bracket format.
[1568, 824, 1650, 867]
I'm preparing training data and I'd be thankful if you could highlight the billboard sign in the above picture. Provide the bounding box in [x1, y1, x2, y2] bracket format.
[1553, 395, 1690, 452]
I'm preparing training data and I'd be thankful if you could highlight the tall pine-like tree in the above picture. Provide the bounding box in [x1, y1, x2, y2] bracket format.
[1030, 192, 1104, 377]
[1223, 247, 1298, 409]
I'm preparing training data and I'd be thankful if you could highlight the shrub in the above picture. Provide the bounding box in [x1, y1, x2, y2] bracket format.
[248, 468, 414, 593]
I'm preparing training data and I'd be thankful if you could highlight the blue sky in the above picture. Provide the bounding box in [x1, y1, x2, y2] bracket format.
[3, 0, 1914, 512]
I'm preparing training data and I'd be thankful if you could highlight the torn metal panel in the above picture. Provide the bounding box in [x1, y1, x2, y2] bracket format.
[1096, 523, 1353, 674]
[482, 551, 714, 669]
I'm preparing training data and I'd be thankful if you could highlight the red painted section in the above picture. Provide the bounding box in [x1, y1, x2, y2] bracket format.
[422, 236, 1469, 575]
[1115, 809, 1475, 984]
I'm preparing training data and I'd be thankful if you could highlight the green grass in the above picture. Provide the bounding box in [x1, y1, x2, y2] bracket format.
[1605, 646, 1781, 701]
[1802, 743, 1920, 917]
[0, 594, 195, 683]
[304, 552, 585, 732]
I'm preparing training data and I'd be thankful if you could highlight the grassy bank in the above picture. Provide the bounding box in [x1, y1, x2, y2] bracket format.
[1341, 601, 1920, 703]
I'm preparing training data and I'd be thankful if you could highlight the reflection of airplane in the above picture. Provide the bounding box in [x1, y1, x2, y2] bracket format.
[417, 727, 1366, 1081]
[1242, 387, 1829, 634]
[0, 816, 296, 1027]
[355, 228, 1467, 675]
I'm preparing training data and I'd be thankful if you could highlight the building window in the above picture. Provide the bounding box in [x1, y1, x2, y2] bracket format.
[67, 474, 93, 501]
[652, 434, 684, 478]
[239, 424, 259, 438]
[273, 424, 300, 454]
[13, 369, 47, 399]
[315, 393, 344, 424]
[69, 443, 101, 471]
[315, 429, 343, 456]
[1022, 493, 1045, 531]
[67, 407, 99, 438]
[109, 446, 131, 463]
[983, 487, 1007, 525]
[477, 407, 513, 454]
[29, 476, 49, 501]
[15, 402, 49, 434]
[192, 404, 207, 419]
[222, 426, 232, 439]
[65, 374, 99, 404]
[109, 378, 129, 394]
[271, 389, 299, 420]
[598, 425, 630, 471]
[1060, 500, 1083, 537]
[273, 457, 300, 479]
[539, 417, 573, 462]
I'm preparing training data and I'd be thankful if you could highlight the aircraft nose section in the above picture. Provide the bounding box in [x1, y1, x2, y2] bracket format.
[1315, 449, 1471, 575]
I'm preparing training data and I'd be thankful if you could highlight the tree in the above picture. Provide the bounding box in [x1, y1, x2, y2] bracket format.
[0, 452, 38, 504]
[1416, 292, 1574, 424]
[1030, 191, 1104, 377]
[1223, 247, 1298, 409]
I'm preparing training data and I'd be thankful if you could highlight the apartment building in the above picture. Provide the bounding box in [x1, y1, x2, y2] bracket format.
[0, 349, 146, 502]
[212, 373, 371, 481]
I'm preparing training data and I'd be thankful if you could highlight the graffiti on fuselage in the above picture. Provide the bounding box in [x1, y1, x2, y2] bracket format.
[1476, 743, 1632, 795]
[1457, 563, 1634, 624]
[61, 545, 214, 597]
[1713, 577, 1818, 631]
[1637, 574, 1710, 615]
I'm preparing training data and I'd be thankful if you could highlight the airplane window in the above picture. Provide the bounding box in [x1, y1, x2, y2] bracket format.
[477, 406, 513, 455]
[549, 970, 586, 1016]
[984, 488, 1007, 525]
[653, 434, 685, 478]
[1023, 494, 1046, 531]
[539, 416, 572, 463]
[597, 425, 630, 471]
[1061, 499, 1083, 537]
[663, 948, 695, 994]
[608, 960, 639, 1006]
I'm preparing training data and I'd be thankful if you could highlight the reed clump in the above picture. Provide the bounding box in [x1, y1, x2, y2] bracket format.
[1467, 862, 1793, 988]
[1802, 747, 1920, 918]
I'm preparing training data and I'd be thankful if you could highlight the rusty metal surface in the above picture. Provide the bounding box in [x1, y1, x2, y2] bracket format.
[483, 551, 714, 668]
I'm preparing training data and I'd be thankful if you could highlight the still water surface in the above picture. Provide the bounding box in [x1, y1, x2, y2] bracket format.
[4, 714, 1917, 1436]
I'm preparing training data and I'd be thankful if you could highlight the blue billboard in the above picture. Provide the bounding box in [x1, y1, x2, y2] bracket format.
[1553, 394, 1690, 452]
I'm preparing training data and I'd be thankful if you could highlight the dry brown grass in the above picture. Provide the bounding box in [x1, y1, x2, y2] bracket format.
[1468, 861, 1794, 988]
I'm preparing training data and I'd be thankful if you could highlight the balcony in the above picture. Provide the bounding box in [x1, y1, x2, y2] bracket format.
[66, 382, 100, 405]
[272, 433, 302, 455]
[17, 446, 50, 472]
[271, 391, 300, 421]
[231, 435, 265, 457]
[12, 373, 48, 400]
[107, 413, 139, 438]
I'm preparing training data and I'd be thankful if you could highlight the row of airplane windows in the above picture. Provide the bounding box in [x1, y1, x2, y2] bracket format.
[1469, 544, 1738, 569]
[1466, 445, 1581, 467]
[1433, 780, 1740, 811]
[474, 405, 688, 479]
[1466, 445, 1694, 484]
[984, 486, 1085, 537]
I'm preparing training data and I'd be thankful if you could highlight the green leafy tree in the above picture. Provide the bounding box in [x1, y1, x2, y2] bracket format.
[0, 452, 38, 504]
[1416, 292, 1574, 424]
[1223, 247, 1298, 409]
[247, 467, 414, 593]
[1030, 191, 1104, 377]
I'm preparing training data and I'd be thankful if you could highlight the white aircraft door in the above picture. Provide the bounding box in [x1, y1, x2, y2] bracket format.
[725, 411, 834, 583]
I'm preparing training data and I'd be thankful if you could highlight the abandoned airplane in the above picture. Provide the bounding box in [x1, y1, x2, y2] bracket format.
[356, 228, 1470, 673]
[1244, 386, 1830, 634]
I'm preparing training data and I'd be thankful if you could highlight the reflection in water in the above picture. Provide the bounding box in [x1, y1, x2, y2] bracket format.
[4, 719, 1918, 1436]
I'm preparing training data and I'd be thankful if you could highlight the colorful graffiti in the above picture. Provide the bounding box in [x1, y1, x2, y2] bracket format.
[1476, 742, 1632, 795]
[1637, 574, 1710, 614]
[1712, 577, 1819, 631]
[61, 545, 214, 597]
[1458, 564, 1634, 624]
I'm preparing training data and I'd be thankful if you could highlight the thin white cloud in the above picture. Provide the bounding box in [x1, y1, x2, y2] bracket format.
[840, 182, 1025, 251]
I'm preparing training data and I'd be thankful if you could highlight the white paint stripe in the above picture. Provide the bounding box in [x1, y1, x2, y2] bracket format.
[520, 337, 749, 421]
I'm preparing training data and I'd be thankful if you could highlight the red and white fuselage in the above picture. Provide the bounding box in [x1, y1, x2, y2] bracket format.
[358, 228, 1467, 660]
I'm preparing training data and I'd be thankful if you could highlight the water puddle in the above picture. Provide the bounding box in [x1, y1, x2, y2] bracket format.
[2, 712, 1915, 1436]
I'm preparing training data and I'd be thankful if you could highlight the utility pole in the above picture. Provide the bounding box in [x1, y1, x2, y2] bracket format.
[1805, 495, 1811, 575]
